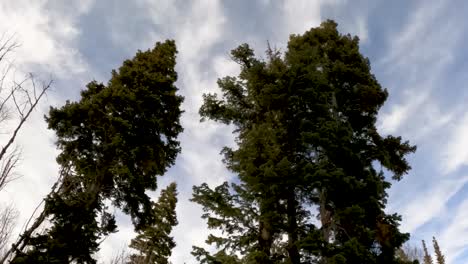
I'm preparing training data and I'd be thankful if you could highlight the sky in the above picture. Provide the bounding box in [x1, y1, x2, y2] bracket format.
[0, 0, 467, 263]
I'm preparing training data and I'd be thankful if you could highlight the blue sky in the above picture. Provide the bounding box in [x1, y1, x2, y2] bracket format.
[0, 0, 466, 263]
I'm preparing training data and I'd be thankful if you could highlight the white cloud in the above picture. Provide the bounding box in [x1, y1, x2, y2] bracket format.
[339, 15, 370, 44]
[441, 112, 468, 174]
[177, 3, 226, 62]
[439, 198, 468, 263]
[354, 16, 368, 43]
[377, 3, 461, 137]
[395, 176, 468, 233]
[380, 0, 451, 69]
[100, 1, 236, 263]
[376, 3, 468, 263]
[97, 2, 468, 263]
[212, 55, 240, 80]
[100, 0, 324, 262]
[378, 89, 429, 135]
[0, 0, 91, 77]
[282, 0, 322, 36]
[320, 0, 347, 6]
[14, 1, 468, 263]
[0, 0, 92, 260]
[379, 85, 456, 142]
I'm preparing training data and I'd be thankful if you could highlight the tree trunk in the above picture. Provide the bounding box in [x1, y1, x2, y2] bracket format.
[258, 200, 273, 264]
[287, 190, 300, 264]
[319, 189, 331, 264]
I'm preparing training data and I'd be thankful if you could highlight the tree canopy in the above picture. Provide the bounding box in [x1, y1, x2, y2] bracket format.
[0, 19, 425, 264]
[193, 20, 416, 264]
[11, 40, 183, 263]
[129, 182, 178, 264]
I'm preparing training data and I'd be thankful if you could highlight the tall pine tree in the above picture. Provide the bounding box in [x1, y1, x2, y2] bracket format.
[422, 240, 433, 264]
[193, 20, 415, 264]
[128, 182, 178, 264]
[432, 237, 445, 264]
[11, 40, 183, 263]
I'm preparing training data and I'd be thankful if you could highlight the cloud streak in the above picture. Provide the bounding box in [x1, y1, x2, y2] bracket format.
[0, 0, 93, 261]
[374, 1, 468, 263]
[2, 1, 468, 263]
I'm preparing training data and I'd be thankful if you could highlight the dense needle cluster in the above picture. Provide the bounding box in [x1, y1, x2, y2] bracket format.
[193, 20, 416, 264]
[11, 40, 183, 263]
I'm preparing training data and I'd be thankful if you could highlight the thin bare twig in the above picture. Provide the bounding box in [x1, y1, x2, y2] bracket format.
[0, 147, 20, 192]
[0, 33, 19, 63]
[0, 79, 52, 165]
[0, 32, 53, 263]
[108, 246, 130, 264]
[0, 204, 18, 260]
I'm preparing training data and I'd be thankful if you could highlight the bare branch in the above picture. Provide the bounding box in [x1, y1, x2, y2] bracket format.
[0, 62, 14, 95]
[10, 92, 22, 119]
[0, 78, 52, 168]
[0, 166, 70, 263]
[0, 33, 19, 63]
[0, 32, 53, 263]
[108, 246, 130, 264]
[0, 204, 18, 260]
[0, 147, 20, 192]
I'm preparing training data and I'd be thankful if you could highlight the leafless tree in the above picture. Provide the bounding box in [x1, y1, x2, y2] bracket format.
[0, 32, 51, 191]
[0, 166, 68, 263]
[0, 204, 17, 259]
[108, 246, 130, 264]
[396, 242, 424, 263]
[0, 33, 51, 263]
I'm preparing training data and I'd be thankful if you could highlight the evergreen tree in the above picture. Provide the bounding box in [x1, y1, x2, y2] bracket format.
[11, 40, 183, 263]
[422, 240, 433, 264]
[432, 237, 444, 264]
[193, 20, 415, 264]
[128, 182, 178, 264]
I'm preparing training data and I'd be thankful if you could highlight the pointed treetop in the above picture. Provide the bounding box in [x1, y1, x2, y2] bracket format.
[432, 237, 445, 264]
[422, 240, 433, 264]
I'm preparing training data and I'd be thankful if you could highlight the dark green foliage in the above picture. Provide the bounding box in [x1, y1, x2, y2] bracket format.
[192, 246, 242, 264]
[193, 20, 415, 263]
[432, 237, 445, 264]
[129, 182, 178, 264]
[422, 240, 433, 264]
[12, 40, 183, 263]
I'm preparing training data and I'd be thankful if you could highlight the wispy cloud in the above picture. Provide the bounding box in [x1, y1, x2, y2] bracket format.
[281, 0, 322, 36]
[0, 0, 92, 260]
[100, 1, 237, 262]
[3, 1, 468, 263]
[436, 195, 468, 263]
[377, 2, 461, 136]
[0, 0, 91, 76]
[374, 1, 468, 263]
[441, 112, 468, 174]
[395, 176, 468, 233]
